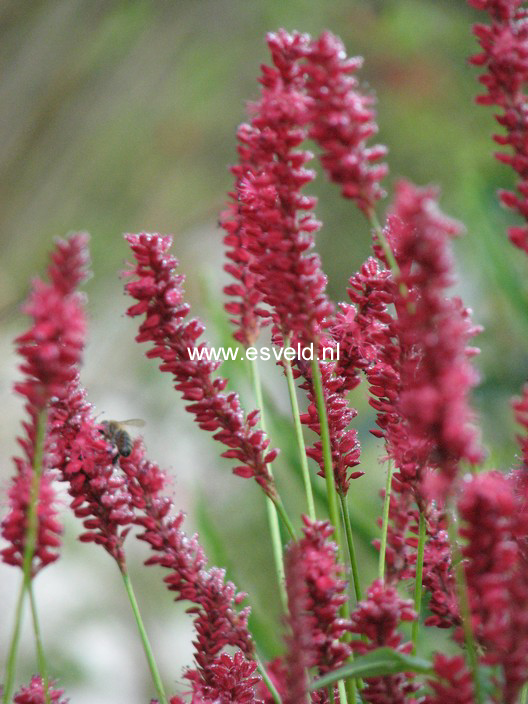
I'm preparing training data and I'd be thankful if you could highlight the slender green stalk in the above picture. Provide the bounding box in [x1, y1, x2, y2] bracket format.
[310, 358, 341, 543]
[310, 357, 349, 704]
[271, 495, 296, 541]
[343, 677, 356, 704]
[368, 211, 401, 279]
[28, 582, 50, 704]
[121, 570, 168, 704]
[378, 461, 394, 581]
[256, 654, 283, 704]
[521, 684, 528, 704]
[448, 512, 483, 704]
[4, 410, 51, 704]
[339, 492, 362, 602]
[2, 579, 26, 704]
[22, 411, 47, 583]
[248, 358, 288, 610]
[368, 210, 409, 301]
[283, 353, 316, 521]
[411, 510, 426, 653]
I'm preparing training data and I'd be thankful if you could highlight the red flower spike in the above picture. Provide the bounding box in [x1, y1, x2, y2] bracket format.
[387, 181, 483, 497]
[1, 233, 89, 576]
[48, 379, 135, 568]
[298, 355, 361, 496]
[221, 30, 333, 348]
[119, 440, 254, 681]
[305, 31, 388, 215]
[183, 651, 261, 704]
[458, 471, 528, 702]
[349, 579, 417, 704]
[283, 542, 312, 704]
[469, 0, 528, 253]
[220, 29, 313, 347]
[422, 507, 460, 630]
[13, 675, 67, 704]
[293, 516, 353, 674]
[124, 232, 278, 499]
[423, 654, 474, 704]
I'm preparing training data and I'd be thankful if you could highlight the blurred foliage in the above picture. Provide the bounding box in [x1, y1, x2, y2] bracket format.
[1, 1, 528, 702]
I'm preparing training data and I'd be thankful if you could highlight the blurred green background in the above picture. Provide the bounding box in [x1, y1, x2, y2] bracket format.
[1, 1, 527, 702]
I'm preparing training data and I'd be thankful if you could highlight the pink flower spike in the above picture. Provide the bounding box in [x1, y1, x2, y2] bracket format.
[349, 579, 417, 703]
[469, 0, 528, 253]
[1, 233, 90, 576]
[305, 30, 388, 215]
[221, 30, 333, 347]
[124, 232, 278, 498]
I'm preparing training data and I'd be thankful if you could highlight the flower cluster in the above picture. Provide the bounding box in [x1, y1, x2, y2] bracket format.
[298, 356, 362, 495]
[222, 30, 331, 347]
[349, 579, 417, 704]
[293, 516, 352, 674]
[119, 441, 255, 686]
[458, 471, 528, 703]
[125, 232, 278, 497]
[283, 540, 312, 704]
[386, 181, 483, 496]
[12, 675, 67, 704]
[1, 233, 89, 577]
[8, 16, 528, 704]
[48, 379, 135, 568]
[1, 470, 61, 574]
[469, 0, 528, 253]
[305, 30, 388, 215]
[221, 29, 387, 348]
[424, 655, 474, 704]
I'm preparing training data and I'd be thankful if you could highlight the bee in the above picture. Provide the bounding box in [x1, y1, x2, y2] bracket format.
[100, 419, 145, 459]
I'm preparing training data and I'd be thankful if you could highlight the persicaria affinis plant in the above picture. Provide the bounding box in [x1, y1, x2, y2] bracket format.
[4, 8, 528, 704]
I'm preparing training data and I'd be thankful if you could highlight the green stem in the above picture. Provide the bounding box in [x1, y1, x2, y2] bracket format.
[378, 460, 394, 581]
[283, 352, 316, 521]
[28, 582, 50, 704]
[310, 358, 341, 544]
[3, 410, 50, 704]
[339, 492, 362, 602]
[271, 495, 296, 541]
[411, 510, 426, 654]
[368, 210, 408, 300]
[521, 684, 528, 704]
[121, 569, 168, 704]
[248, 358, 288, 610]
[22, 411, 47, 583]
[310, 357, 349, 704]
[2, 579, 26, 704]
[256, 654, 283, 704]
[448, 512, 483, 704]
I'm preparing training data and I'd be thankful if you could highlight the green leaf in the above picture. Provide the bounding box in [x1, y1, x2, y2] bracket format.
[310, 648, 433, 691]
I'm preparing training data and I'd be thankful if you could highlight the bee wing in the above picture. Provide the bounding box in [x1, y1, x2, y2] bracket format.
[120, 419, 146, 428]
